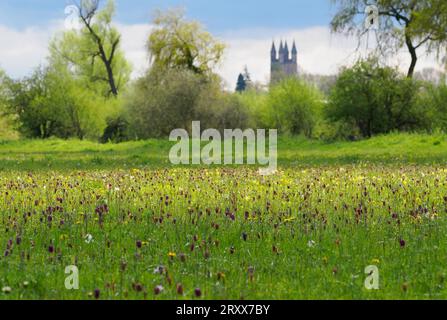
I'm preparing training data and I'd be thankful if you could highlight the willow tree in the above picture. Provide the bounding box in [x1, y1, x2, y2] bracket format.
[331, 0, 447, 77]
[147, 9, 226, 75]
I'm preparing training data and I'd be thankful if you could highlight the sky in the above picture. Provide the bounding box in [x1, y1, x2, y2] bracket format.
[0, 0, 332, 31]
[0, 0, 443, 88]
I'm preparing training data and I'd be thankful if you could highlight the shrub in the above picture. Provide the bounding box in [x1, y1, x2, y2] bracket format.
[327, 59, 432, 138]
[8, 66, 111, 140]
[126, 68, 250, 138]
[313, 119, 361, 142]
[417, 84, 447, 132]
[264, 78, 324, 137]
[100, 116, 129, 143]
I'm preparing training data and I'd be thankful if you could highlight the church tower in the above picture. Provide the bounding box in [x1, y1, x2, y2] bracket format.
[270, 40, 298, 84]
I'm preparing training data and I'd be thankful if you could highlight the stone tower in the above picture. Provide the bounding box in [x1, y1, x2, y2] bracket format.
[270, 40, 298, 84]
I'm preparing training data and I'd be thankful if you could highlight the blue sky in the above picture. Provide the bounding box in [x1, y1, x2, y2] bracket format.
[0, 0, 333, 33]
[0, 0, 441, 86]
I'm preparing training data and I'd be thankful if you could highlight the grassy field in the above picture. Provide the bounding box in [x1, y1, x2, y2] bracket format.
[0, 132, 446, 171]
[1, 133, 447, 300]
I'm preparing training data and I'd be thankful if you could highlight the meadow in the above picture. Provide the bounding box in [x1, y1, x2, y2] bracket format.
[1, 133, 447, 300]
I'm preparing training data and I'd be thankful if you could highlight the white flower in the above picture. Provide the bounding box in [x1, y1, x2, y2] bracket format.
[85, 234, 94, 244]
[153, 265, 165, 274]
[2, 286, 12, 294]
[307, 240, 316, 248]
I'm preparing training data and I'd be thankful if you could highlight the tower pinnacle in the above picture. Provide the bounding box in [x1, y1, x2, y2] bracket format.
[271, 41, 277, 61]
[270, 39, 298, 84]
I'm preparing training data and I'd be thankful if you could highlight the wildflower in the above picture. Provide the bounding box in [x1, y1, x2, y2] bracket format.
[168, 252, 176, 259]
[242, 232, 248, 242]
[307, 240, 316, 248]
[94, 288, 100, 299]
[179, 253, 186, 262]
[154, 285, 164, 295]
[48, 245, 54, 253]
[133, 283, 143, 292]
[2, 286, 12, 294]
[402, 282, 409, 292]
[176, 283, 184, 295]
[372, 259, 380, 264]
[120, 260, 127, 272]
[194, 288, 202, 298]
[136, 240, 142, 249]
[85, 234, 93, 244]
[399, 239, 406, 248]
[248, 266, 255, 281]
[153, 265, 165, 275]
[217, 272, 225, 281]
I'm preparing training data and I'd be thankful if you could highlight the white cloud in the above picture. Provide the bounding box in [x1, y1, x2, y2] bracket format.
[0, 24, 55, 78]
[115, 23, 152, 78]
[219, 26, 444, 88]
[0, 22, 444, 87]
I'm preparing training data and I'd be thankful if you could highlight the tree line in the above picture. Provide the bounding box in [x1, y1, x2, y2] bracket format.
[0, 0, 447, 142]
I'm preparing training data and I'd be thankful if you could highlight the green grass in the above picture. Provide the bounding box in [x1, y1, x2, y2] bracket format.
[1, 133, 447, 300]
[0, 132, 446, 171]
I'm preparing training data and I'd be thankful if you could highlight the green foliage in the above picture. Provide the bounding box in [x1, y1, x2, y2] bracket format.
[9, 66, 112, 140]
[0, 69, 9, 118]
[147, 8, 225, 74]
[50, 0, 131, 97]
[100, 115, 129, 143]
[417, 84, 447, 131]
[4, 0, 129, 140]
[264, 78, 324, 137]
[331, 0, 447, 77]
[0, 69, 7, 107]
[126, 67, 205, 138]
[312, 119, 361, 142]
[237, 90, 269, 129]
[0, 70, 18, 140]
[327, 59, 432, 137]
[126, 67, 248, 138]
